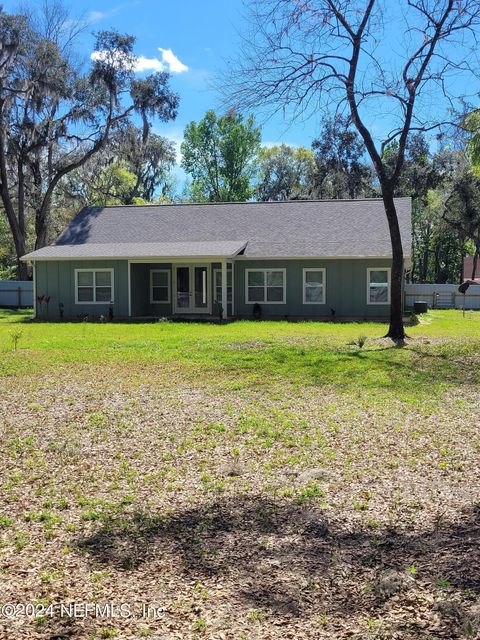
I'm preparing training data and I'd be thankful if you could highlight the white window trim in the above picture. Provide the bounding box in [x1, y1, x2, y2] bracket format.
[74, 268, 114, 305]
[366, 267, 391, 305]
[302, 268, 326, 305]
[213, 268, 232, 304]
[245, 268, 287, 305]
[150, 269, 171, 304]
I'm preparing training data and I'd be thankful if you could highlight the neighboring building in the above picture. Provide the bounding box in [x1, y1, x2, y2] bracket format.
[22, 198, 412, 321]
[463, 256, 480, 282]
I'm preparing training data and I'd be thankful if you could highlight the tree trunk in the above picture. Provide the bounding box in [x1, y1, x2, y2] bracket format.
[15, 159, 29, 280]
[35, 211, 49, 250]
[381, 189, 406, 340]
[16, 251, 28, 280]
[0, 202, 28, 279]
[8, 228, 28, 279]
[434, 245, 441, 283]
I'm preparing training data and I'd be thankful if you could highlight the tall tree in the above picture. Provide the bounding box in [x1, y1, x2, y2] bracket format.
[257, 144, 315, 201]
[382, 134, 450, 283]
[225, 0, 480, 339]
[0, 4, 178, 278]
[181, 110, 261, 202]
[114, 125, 176, 202]
[443, 168, 480, 279]
[61, 125, 176, 206]
[61, 160, 137, 207]
[311, 115, 373, 199]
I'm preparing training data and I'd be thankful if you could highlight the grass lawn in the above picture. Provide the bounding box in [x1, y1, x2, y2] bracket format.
[0, 310, 479, 639]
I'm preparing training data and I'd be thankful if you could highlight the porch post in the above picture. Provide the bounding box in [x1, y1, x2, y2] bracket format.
[221, 260, 228, 320]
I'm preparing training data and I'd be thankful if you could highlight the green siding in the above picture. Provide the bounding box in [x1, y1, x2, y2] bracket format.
[34, 260, 129, 319]
[233, 259, 394, 319]
[130, 263, 172, 316]
[34, 257, 396, 320]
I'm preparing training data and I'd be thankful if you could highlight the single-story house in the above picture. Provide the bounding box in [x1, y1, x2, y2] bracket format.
[22, 198, 412, 321]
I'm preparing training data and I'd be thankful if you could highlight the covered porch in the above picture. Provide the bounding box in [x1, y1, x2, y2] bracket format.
[127, 240, 243, 319]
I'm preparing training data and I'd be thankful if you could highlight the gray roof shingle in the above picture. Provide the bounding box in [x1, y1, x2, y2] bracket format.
[22, 198, 411, 261]
[23, 240, 247, 260]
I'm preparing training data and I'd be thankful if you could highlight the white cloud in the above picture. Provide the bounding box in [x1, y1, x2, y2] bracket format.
[133, 56, 165, 73]
[87, 11, 106, 22]
[90, 48, 188, 75]
[85, 5, 124, 24]
[158, 48, 188, 73]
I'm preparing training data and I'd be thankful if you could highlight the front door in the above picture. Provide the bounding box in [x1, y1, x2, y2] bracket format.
[174, 265, 211, 314]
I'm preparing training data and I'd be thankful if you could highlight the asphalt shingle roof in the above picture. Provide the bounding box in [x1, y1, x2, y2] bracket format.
[22, 198, 411, 260]
[23, 241, 248, 260]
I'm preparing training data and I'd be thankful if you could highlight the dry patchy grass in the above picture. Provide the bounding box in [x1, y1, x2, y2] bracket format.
[0, 310, 479, 639]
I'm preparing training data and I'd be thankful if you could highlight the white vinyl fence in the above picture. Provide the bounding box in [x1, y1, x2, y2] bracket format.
[0, 280, 33, 308]
[405, 283, 480, 310]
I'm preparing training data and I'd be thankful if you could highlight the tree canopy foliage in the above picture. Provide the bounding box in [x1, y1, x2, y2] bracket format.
[181, 110, 261, 202]
[0, 3, 178, 277]
[311, 116, 373, 199]
[256, 144, 315, 201]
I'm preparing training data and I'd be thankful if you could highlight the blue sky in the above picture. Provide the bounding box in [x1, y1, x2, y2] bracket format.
[3, 0, 479, 192]
[4, 0, 320, 190]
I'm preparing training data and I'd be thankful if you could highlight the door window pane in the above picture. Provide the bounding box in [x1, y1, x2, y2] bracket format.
[194, 267, 208, 308]
[176, 267, 190, 308]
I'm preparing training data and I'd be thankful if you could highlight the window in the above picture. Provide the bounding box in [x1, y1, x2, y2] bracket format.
[150, 269, 170, 303]
[303, 268, 326, 304]
[245, 269, 286, 304]
[367, 268, 391, 304]
[213, 269, 232, 304]
[75, 269, 113, 304]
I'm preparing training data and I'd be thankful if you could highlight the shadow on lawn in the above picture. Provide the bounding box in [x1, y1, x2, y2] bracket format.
[75, 496, 480, 632]
[320, 342, 480, 391]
